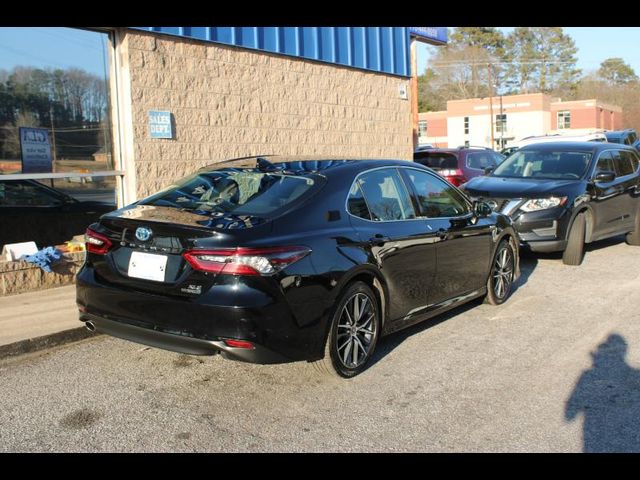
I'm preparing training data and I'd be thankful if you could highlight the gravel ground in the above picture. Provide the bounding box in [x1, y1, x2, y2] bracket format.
[1, 236, 639, 452]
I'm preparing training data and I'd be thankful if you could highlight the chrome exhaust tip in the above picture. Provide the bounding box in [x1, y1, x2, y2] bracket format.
[85, 321, 96, 332]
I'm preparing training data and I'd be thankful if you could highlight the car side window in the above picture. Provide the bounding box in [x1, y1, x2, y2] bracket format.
[613, 150, 635, 177]
[354, 169, 416, 221]
[401, 169, 470, 218]
[0, 181, 61, 207]
[346, 182, 371, 220]
[595, 151, 615, 176]
[619, 150, 639, 175]
[467, 152, 496, 170]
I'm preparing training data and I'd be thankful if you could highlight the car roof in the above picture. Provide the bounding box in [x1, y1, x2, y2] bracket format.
[518, 141, 636, 152]
[200, 155, 425, 178]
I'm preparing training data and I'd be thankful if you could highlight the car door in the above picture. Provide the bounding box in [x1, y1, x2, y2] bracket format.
[616, 150, 640, 231]
[347, 167, 440, 325]
[589, 150, 633, 238]
[0, 180, 68, 247]
[399, 167, 494, 305]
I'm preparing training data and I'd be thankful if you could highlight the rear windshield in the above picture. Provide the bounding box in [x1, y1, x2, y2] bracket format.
[492, 149, 592, 180]
[140, 168, 317, 216]
[414, 152, 458, 169]
[606, 134, 623, 143]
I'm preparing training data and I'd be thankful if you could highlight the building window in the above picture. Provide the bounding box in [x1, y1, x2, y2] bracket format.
[0, 27, 120, 249]
[557, 111, 571, 129]
[464, 116, 469, 135]
[418, 120, 427, 137]
[495, 114, 507, 134]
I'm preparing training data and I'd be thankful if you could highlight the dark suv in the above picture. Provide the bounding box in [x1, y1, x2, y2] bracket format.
[414, 147, 505, 187]
[77, 156, 519, 378]
[605, 129, 640, 151]
[462, 142, 640, 265]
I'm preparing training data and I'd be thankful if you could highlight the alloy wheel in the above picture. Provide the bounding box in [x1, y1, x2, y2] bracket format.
[335, 292, 377, 369]
[492, 245, 514, 299]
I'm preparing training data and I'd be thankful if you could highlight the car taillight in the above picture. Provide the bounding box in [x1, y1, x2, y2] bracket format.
[440, 169, 466, 187]
[183, 246, 311, 276]
[85, 228, 113, 255]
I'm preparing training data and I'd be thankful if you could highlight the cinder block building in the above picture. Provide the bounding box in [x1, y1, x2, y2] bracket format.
[419, 93, 623, 149]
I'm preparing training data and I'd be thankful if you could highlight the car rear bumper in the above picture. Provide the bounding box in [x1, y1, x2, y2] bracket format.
[80, 312, 289, 363]
[76, 266, 322, 363]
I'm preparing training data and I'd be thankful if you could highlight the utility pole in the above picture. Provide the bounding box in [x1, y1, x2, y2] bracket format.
[49, 105, 57, 163]
[49, 105, 57, 187]
[487, 63, 495, 149]
[499, 94, 503, 149]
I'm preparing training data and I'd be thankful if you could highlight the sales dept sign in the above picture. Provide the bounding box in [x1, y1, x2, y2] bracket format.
[148, 110, 173, 139]
[20, 127, 53, 174]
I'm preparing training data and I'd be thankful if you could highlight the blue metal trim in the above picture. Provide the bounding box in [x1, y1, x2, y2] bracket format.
[131, 26, 417, 77]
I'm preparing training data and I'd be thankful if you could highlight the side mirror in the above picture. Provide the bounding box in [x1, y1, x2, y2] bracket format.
[484, 166, 494, 175]
[594, 171, 616, 183]
[473, 200, 493, 217]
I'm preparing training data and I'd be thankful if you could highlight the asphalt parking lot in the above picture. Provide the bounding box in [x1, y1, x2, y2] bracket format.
[1, 236, 639, 452]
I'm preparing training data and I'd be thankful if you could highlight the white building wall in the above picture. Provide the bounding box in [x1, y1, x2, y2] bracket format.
[449, 111, 548, 149]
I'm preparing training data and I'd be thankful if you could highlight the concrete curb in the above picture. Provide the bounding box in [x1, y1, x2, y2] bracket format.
[0, 327, 101, 360]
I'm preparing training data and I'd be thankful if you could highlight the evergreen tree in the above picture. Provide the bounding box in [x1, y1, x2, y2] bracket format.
[598, 58, 638, 85]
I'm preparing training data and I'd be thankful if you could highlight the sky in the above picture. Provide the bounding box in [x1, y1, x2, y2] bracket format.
[2, 27, 639, 84]
[0, 27, 109, 77]
[417, 27, 640, 78]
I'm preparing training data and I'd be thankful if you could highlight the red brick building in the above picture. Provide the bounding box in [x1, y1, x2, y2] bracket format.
[419, 93, 623, 149]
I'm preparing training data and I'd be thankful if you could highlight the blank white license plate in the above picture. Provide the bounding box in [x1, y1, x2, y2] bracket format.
[128, 251, 168, 282]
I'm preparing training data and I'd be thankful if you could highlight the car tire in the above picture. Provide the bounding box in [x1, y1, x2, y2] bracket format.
[625, 209, 640, 246]
[485, 238, 516, 305]
[563, 212, 586, 266]
[311, 281, 380, 379]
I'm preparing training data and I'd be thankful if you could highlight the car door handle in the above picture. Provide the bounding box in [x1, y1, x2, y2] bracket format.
[369, 234, 390, 246]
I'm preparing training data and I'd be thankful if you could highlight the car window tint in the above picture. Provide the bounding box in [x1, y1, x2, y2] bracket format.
[402, 169, 469, 218]
[415, 153, 458, 170]
[356, 169, 415, 221]
[494, 150, 591, 179]
[629, 151, 640, 172]
[630, 132, 638, 144]
[595, 151, 615, 175]
[347, 182, 371, 220]
[142, 169, 316, 216]
[0, 181, 60, 207]
[618, 150, 637, 176]
[612, 150, 633, 177]
[467, 152, 496, 170]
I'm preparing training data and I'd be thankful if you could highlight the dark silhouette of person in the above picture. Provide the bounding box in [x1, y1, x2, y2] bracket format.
[565, 334, 640, 452]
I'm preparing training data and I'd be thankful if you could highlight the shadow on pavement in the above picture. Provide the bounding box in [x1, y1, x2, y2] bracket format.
[565, 333, 640, 452]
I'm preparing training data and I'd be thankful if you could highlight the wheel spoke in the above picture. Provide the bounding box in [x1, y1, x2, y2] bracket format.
[358, 295, 369, 322]
[343, 305, 354, 326]
[352, 338, 359, 365]
[496, 276, 504, 297]
[337, 337, 351, 351]
[500, 248, 508, 268]
[342, 339, 353, 365]
[359, 313, 374, 329]
[352, 296, 360, 324]
[354, 334, 368, 352]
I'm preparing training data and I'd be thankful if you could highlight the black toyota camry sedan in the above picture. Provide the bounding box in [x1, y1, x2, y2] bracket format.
[462, 142, 640, 266]
[76, 156, 519, 378]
